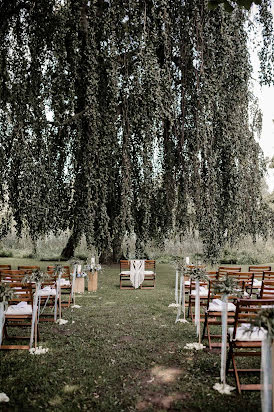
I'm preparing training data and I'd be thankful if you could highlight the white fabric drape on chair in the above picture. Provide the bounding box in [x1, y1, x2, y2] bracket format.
[130, 260, 145, 289]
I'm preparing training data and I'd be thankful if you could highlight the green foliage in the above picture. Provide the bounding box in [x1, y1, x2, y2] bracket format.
[213, 275, 241, 295]
[0, 0, 273, 262]
[253, 307, 274, 338]
[0, 249, 13, 257]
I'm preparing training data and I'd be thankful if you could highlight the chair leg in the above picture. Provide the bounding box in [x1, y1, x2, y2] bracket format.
[231, 353, 241, 393]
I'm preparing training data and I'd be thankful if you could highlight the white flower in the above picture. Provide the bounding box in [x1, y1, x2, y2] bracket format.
[56, 319, 68, 325]
[213, 383, 235, 395]
[0, 393, 9, 402]
[184, 342, 205, 350]
[29, 346, 49, 355]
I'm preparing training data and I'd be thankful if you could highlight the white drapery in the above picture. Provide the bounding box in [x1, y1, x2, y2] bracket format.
[130, 260, 145, 289]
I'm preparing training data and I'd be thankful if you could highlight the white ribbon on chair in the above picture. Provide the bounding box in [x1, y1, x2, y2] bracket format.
[175, 274, 183, 323]
[0, 302, 5, 347]
[30, 282, 41, 349]
[54, 275, 61, 322]
[220, 294, 228, 385]
[130, 260, 145, 289]
[195, 280, 200, 341]
[175, 270, 179, 305]
[261, 335, 272, 412]
[71, 265, 77, 303]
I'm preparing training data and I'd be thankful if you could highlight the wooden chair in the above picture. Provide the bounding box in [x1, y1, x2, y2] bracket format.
[47, 266, 73, 307]
[119, 260, 156, 289]
[225, 272, 253, 296]
[202, 278, 247, 349]
[37, 278, 60, 322]
[260, 280, 274, 299]
[251, 271, 274, 295]
[1, 283, 39, 350]
[226, 298, 274, 393]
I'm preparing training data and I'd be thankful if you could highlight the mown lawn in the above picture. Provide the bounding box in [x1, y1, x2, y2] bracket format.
[1, 259, 262, 411]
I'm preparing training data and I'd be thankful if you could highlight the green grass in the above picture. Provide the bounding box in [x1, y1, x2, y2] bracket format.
[0, 260, 263, 411]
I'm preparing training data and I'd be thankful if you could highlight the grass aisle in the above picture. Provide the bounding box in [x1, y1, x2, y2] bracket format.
[1, 263, 260, 411]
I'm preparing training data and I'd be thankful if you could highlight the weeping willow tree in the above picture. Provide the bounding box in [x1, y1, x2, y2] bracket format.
[0, 0, 273, 262]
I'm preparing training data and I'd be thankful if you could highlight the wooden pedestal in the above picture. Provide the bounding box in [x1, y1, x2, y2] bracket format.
[74, 277, 85, 293]
[88, 271, 98, 292]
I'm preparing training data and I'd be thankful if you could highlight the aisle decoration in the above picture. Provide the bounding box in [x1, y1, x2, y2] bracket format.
[0, 284, 14, 347]
[85, 257, 102, 292]
[23, 270, 49, 348]
[175, 257, 189, 323]
[212, 275, 239, 395]
[184, 267, 208, 350]
[169, 256, 188, 309]
[250, 307, 274, 412]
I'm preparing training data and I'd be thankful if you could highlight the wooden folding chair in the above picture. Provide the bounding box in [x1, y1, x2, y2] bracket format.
[202, 280, 243, 349]
[226, 298, 274, 393]
[141, 260, 156, 289]
[120, 260, 133, 289]
[1, 283, 39, 350]
[251, 271, 274, 296]
[37, 277, 61, 322]
[225, 272, 253, 296]
[260, 280, 274, 299]
[47, 266, 73, 307]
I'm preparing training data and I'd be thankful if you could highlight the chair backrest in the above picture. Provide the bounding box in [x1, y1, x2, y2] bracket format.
[120, 260, 155, 271]
[231, 298, 274, 340]
[0, 264, 11, 270]
[187, 264, 206, 270]
[47, 265, 70, 275]
[6, 282, 33, 305]
[18, 265, 40, 271]
[0, 270, 27, 282]
[218, 266, 241, 276]
[248, 265, 271, 273]
[144, 260, 155, 271]
[260, 280, 274, 299]
[225, 272, 253, 287]
[262, 271, 274, 281]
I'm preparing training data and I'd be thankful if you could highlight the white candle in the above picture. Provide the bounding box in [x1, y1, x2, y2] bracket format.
[77, 264, 81, 274]
[185, 256, 190, 265]
[91, 257, 95, 264]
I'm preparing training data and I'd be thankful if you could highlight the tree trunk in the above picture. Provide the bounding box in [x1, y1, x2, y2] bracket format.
[61, 229, 82, 260]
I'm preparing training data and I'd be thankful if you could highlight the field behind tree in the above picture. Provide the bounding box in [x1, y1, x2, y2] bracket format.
[0, 260, 265, 411]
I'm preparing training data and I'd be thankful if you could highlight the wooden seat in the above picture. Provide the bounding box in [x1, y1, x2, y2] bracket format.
[226, 298, 274, 393]
[1, 282, 39, 350]
[119, 260, 156, 289]
[37, 278, 60, 322]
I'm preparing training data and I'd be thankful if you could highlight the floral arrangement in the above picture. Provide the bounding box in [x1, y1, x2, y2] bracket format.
[84, 263, 102, 273]
[250, 307, 274, 338]
[188, 267, 209, 282]
[23, 269, 49, 284]
[213, 275, 241, 296]
[172, 256, 186, 272]
[0, 284, 14, 307]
